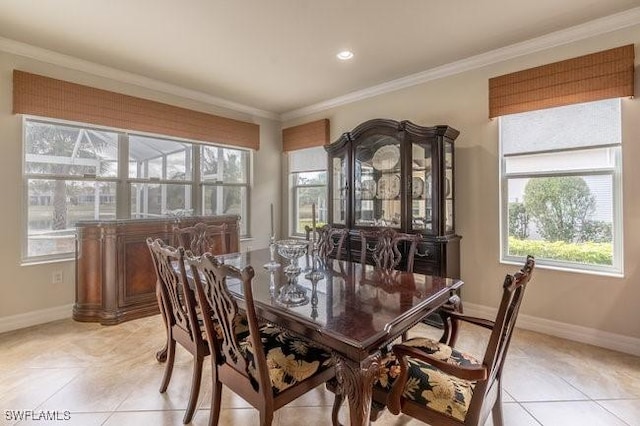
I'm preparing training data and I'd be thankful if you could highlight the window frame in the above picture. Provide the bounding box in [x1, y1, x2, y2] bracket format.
[498, 101, 624, 276]
[128, 134, 196, 219]
[22, 116, 252, 264]
[200, 145, 251, 236]
[287, 146, 328, 238]
[290, 171, 327, 237]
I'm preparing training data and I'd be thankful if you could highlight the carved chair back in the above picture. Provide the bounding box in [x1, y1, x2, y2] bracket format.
[186, 251, 336, 426]
[173, 222, 228, 256]
[305, 225, 348, 260]
[304, 225, 349, 260]
[147, 238, 201, 342]
[359, 228, 421, 271]
[186, 252, 270, 394]
[147, 238, 209, 423]
[383, 256, 536, 426]
[467, 255, 536, 419]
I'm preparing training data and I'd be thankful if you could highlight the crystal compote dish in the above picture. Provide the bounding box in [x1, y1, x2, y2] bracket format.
[276, 275, 309, 307]
[276, 239, 308, 275]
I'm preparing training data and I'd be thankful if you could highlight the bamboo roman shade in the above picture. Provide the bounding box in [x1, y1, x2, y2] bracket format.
[13, 70, 260, 150]
[282, 119, 330, 152]
[489, 44, 635, 118]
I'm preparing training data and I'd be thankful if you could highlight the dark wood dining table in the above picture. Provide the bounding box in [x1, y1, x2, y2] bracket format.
[199, 247, 464, 426]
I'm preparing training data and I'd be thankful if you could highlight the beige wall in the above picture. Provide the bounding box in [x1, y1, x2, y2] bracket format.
[284, 25, 640, 341]
[0, 51, 282, 320]
[2, 24, 639, 344]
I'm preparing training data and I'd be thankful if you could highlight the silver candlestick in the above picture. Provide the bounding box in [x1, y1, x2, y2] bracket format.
[304, 241, 324, 281]
[263, 234, 281, 270]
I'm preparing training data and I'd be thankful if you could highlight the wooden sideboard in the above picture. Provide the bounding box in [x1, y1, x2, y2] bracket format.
[73, 215, 240, 325]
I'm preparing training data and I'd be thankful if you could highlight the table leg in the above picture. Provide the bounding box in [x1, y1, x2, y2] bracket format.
[335, 353, 381, 426]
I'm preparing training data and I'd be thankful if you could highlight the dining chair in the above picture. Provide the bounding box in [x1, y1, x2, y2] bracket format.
[359, 228, 421, 272]
[146, 238, 209, 424]
[369, 256, 536, 426]
[173, 222, 228, 256]
[305, 224, 349, 260]
[186, 251, 337, 426]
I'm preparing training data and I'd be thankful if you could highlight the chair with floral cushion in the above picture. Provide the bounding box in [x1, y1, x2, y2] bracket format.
[369, 256, 535, 426]
[185, 251, 336, 426]
[146, 238, 209, 424]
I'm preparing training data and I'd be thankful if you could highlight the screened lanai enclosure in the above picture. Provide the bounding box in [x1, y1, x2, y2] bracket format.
[24, 119, 249, 260]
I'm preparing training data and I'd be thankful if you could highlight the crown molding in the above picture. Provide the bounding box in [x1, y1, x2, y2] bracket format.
[281, 6, 640, 121]
[0, 37, 280, 121]
[3, 6, 639, 124]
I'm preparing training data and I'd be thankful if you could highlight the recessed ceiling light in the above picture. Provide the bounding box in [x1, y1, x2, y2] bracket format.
[336, 50, 354, 61]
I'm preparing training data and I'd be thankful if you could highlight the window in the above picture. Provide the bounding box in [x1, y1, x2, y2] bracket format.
[23, 118, 251, 262]
[500, 99, 623, 274]
[129, 135, 194, 218]
[289, 147, 327, 236]
[201, 146, 250, 236]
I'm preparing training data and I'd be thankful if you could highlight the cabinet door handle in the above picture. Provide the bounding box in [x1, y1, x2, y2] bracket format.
[416, 248, 431, 258]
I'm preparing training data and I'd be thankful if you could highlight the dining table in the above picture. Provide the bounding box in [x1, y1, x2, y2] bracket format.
[161, 247, 463, 426]
[219, 249, 463, 426]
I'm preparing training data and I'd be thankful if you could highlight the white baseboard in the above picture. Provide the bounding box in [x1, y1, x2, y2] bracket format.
[463, 302, 640, 357]
[0, 304, 74, 334]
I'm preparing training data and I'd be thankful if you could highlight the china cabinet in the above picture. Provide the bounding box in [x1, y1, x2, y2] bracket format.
[325, 119, 460, 278]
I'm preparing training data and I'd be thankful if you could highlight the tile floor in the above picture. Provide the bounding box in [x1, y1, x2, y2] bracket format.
[0, 315, 639, 425]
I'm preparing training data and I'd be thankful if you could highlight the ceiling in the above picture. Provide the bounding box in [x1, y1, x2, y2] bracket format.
[0, 0, 639, 117]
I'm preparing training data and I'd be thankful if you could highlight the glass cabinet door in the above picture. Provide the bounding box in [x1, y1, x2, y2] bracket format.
[354, 135, 401, 228]
[410, 142, 434, 232]
[444, 141, 454, 232]
[331, 154, 347, 225]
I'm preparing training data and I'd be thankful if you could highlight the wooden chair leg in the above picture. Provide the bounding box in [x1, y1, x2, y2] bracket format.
[155, 285, 169, 362]
[492, 384, 504, 426]
[208, 363, 222, 426]
[159, 337, 175, 393]
[260, 408, 274, 426]
[183, 354, 204, 424]
[370, 400, 386, 422]
[331, 392, 344, 426]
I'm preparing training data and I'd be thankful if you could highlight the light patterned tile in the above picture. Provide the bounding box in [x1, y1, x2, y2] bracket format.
[522, 401, 628, 426]
[596, 399, 640, 425]
[0, 368, 83, 412]
[503, 359, 589, 402]
[1, 312, 639, 426]
[484, 403, 541, 426]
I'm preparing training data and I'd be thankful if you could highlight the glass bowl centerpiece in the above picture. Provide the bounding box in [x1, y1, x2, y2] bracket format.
[275, 239, 308, 275]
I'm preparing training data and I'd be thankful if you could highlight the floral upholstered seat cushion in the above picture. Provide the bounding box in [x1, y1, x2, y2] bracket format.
[375, 337, 480, 422]
[240, 325, 334, 395]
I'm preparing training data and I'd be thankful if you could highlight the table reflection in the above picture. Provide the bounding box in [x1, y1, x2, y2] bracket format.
[220, 248, 461, 346]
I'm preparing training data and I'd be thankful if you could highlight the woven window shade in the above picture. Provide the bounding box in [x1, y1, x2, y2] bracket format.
[13, 70, 260, 150]
[489, 44, 635, 118]
[282, 119, 330, 152]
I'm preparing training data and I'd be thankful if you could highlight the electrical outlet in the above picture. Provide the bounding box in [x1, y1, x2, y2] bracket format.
[51, 270, 63, 284]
